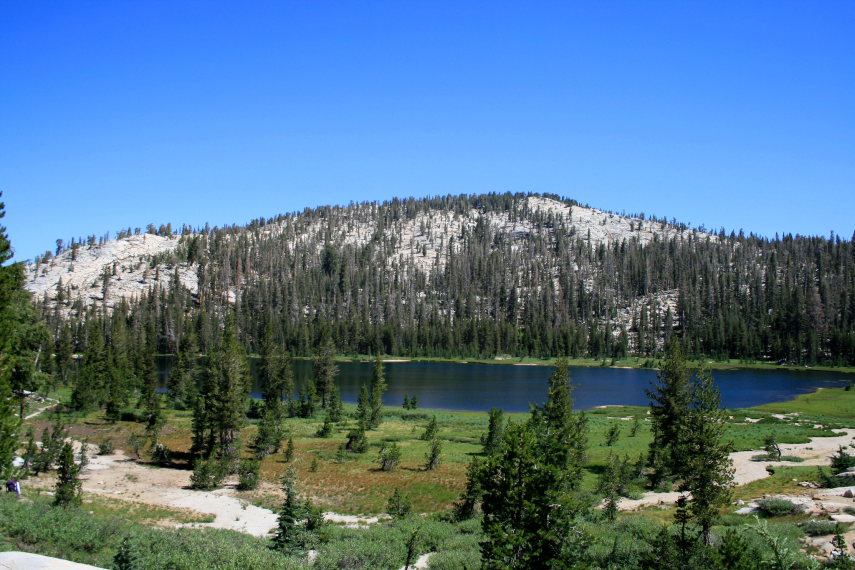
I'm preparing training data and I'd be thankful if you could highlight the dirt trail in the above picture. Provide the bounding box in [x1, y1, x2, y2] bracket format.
[28, 445, 395, 538]
[619, 429, 855, 510]
[77, 449, 277, 536]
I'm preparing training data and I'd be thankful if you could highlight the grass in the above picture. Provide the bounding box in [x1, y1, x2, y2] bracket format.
[756, 386, 855, 420]
[13, 373, 855, 569]
[23, 383, 855, 517]
[731, 466, 824, 501]
[85, 495, 216, 525]
[324, 353, 855, 374]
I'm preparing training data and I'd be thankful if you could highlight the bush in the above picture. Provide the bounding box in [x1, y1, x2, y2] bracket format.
[150, 443, 170, 465]
[237, 459, 260, 491]
[800, 519, 845, 536]
[387, 488, 412, 518]
[97, 440, 115, 455]
[190, 459, 225, 490]
[831, 446, 855, 473]
[756, 497, 803, 517]
[428, 533, 482, 570]
[378, 442, 401, 471]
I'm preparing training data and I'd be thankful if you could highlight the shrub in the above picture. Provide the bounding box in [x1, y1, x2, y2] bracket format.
[97, 440, 115, 455]
[831, 446, 855, 473]
[756, 497, 803, 517]
[150, 443, 170, 465]
[799, 519, 845, 536]
[190, 459, 225, 490]
[387, 488, 412, 518]
[378, 442, 401, 471]
[237, 459, 260, 491]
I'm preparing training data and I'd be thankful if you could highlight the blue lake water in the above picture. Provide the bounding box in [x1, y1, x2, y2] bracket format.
[159, 358, 852, 412]
[305, 361, 852, 412]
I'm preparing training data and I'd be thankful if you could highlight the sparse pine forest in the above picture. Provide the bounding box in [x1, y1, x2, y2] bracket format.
[26, 193, 855, 367]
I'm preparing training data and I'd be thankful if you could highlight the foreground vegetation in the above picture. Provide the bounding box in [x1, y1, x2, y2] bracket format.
[4, 197, 855, 568]
[5, 367, 855, 568]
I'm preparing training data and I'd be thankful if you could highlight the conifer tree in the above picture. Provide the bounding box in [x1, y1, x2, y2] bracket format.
[368, 356, 387, 429]
[140, 353, 164, 444]
[479, 356, 589, 568]
[378, 441, 401, 471]
[169, 323, 199, 410]
[272, 468, 307, 554]
[313, 337, 338, 407]
[283, 436, 295, 463]
[0, 197, 42, 477]
[425, 438, 442, 471]
[646, 339, 692, 486]
[529, 357, 587, 489]
[54, 441, 82, 507]
[419, 415, 438, 441]
[345, 422, 368, 453]
[681, 368, 734, 544]
[0, 374, 17, 480]
[327, 382, 343, 423]
[203, 315, 250, 462]
[259, 323, 293, 416]
[480, 408, 505, 456]
[71, 318, 108, 411]
[355, 383, 370, 427]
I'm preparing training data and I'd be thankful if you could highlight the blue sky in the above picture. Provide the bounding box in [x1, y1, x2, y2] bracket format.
[2, 1, 853, 262]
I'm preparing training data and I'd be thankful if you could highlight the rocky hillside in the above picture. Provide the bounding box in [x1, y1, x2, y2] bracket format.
[27, 195, 699, 317]
[26, 234, 197, 312]
[27, 193, 855, 364]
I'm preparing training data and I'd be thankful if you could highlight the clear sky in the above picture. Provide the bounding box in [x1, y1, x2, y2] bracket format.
[2, 1, 853, 262]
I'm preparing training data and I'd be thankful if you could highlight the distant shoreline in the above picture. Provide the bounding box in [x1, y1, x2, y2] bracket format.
[304, 354, 855, 375]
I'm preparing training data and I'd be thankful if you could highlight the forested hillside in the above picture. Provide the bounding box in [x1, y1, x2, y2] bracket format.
[25, 193, 855, 365]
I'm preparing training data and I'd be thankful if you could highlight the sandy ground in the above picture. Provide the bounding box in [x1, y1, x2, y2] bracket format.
[27, 444, 400, 538]
[618, 429, 855, 510]
[76, 448, 277, 536]
[0, 551, 106, 570]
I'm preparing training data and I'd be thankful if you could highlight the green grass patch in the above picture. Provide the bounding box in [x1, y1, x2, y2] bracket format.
[756, 386, 855, 420]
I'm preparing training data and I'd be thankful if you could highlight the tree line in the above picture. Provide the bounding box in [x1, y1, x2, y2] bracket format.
[32, 192, 855, 368]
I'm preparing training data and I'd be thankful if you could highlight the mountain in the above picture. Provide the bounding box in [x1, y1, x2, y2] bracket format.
[25, 193, 855, 365]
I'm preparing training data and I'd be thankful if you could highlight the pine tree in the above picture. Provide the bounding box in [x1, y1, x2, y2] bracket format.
[169, 323, 199, 410]
[54, 442, 82, 507]
[680, 368, 734, 544]
[259, 323, 293, 418]
[355, 383, 370, 427]
[419, 415, 438, 441]
[387, 488, 412, 518]
[529, 357, 587, 490]
[425, 438, 442, 471]
[0, 197, 28, 477]
[345, 423, 368, 453]
[0, 374, 18, 480]
[480, 357, 589, 569]
[200, 315, 250, 462]
[141, 356, 164, 445]
[453, 457, 483, 521]
[71, 318, 108, 411]
[378, 441, 401, 471]
[646, 338, 692, 486]
[327, 382, 343, 423]
[313, 337, 338, 408]
[480, 408, 505, 456]
[272, 467, 308, 554]
[368, 356, 387, 429]
[283, 436, 295, 463]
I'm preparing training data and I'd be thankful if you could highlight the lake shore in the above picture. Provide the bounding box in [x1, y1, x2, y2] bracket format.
[314, 354, 855, 375]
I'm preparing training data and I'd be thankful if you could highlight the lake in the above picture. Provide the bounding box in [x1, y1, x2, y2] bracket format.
[160, 359, 853, 413]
